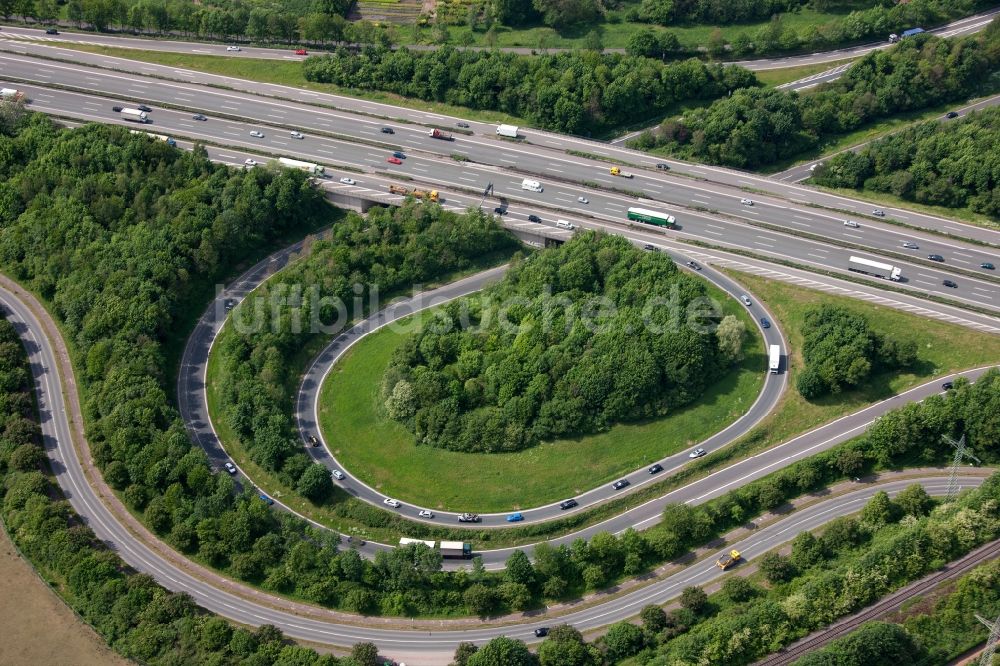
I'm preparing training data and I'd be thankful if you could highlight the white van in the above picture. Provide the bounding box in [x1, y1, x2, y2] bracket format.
[556, 220, 575, 230]
[521, 178, 543, 192]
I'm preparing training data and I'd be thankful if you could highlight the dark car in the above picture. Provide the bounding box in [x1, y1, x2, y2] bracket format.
[942, 381, 954, 390]
[527, 214, 542, 223]
[982, 262, 995, 270]
[112, 105, 123, 112]
[381, 127, 394, 134]
[928, 254, 944, 262]
[946, 111, 959, 118]
[308, 435, 320, 447]
[648, 463, 664, 474]
[136, 104, 153, 112]
[942, 279, 957, 288]
[192, 113, 207, 121]
[559, 499, 578, 510]
[760, 317, 771, 329]
[457, 121, 470, 128]
[686, 261, 701, 270]
[258, 494, 275, 505]
[392, 151, 406, 159]
[534, 627, 550, 638]
[643, 244, 660, 252]
[656, 163, 670, 170]
[45, 28, 59, 35]
[493, 207, 507, 215]
[612, 479, 630, 490]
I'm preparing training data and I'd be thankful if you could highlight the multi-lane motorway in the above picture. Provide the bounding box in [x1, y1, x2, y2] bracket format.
[4, 59, 1000, 311]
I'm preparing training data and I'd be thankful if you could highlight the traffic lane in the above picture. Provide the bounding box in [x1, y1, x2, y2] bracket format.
[5, 50, 1000, 255]
[295, 252, 785, 528]
[773, 91, 1000, 183]
[22, 87, 998, 310]
[467, 366, 995, 567]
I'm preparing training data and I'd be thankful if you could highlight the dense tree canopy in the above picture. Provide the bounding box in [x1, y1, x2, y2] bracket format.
[638, 25, 1000, 168]
[796, 305, 916, 399]
[812, 107, 1000, 217]
[303, 47, 757, 134]
[382, 233, 734, 452]
[218, 202, 516, 492]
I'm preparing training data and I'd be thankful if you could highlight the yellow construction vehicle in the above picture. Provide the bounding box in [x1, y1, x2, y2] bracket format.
[716, 549, 741, 570]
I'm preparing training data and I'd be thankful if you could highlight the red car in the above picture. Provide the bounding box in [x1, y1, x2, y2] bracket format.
[387, 157, 402, 165]
[295, 49, 308, 55]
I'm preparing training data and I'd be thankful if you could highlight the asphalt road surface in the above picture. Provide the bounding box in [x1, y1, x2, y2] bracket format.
[2, 264, 994, 664]
[5, 74, 1000, 309]
[772, 92, 1000, 183]
[2, 42, 999, 254]
[1, 6, 996, 67]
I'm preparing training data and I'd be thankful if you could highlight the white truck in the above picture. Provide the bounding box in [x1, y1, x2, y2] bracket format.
[497, 124, 519, 138]
[439, 541, 473, 559]
[130, 130, 176, 146]
[768, 344, 781, 374]
[278, 157, 325, 175]
[120, 108, 149, 123]
[848, 255, 901, 281]
[521, 178, 543, 192]
[0, 88, 24, 101]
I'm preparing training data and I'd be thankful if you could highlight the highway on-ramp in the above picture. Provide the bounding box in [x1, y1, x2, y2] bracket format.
[2, 274, 995, 664]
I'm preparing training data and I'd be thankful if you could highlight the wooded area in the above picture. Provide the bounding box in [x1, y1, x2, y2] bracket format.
[796, 305, 917, 399]
[382, 233, 735, 453]
[812, 107, 1000, 217]
[216, 202, 516, 501]
[635, 25, 1000, 168]
[303, 47, 757, 133]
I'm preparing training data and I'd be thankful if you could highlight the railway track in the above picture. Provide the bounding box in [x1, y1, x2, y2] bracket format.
[756, 537, 1000, 665]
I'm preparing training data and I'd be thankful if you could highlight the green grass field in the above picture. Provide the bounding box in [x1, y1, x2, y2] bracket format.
[317, 281, 764, 511]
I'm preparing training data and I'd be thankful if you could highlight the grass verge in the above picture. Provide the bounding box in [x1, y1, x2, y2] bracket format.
[48, 44, 533, 127]
[316, 279, 762, 511]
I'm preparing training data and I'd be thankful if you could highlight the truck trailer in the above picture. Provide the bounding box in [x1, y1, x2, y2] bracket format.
[0, 88, 24, 101]
[496, 124, 519, 138]
[278, 157, 324, 175]
[848, 255, 901, 281]
[439, 541, 473, 559]
[120, 108, 149, 123]
[130, 130, 176, 146]
[388, 184, 439, 201]
[610, 166, 634, 178]
[428, 128, 454, 141]
[768, 344, 781, 375]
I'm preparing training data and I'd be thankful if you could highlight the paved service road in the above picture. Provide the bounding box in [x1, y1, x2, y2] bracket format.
[773, 92, 1000, 183]
[7, 77, 1000, 310]
[2, 43, 1000, 253]
[1, 6, 997, 66]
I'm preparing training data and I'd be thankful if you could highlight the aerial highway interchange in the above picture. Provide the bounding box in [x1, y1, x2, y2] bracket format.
[2, 19, 1000, 663]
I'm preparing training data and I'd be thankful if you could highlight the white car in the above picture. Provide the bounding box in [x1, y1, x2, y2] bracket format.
[740, 294, 752, 307]
[243, 158, 257, 167]
[249, 130, 264, 138]
[339, 177, 355, 185]
[290, 131, 304, 139]
[577, 196, 589, 204]
[226, 46, 241, 52]
[331, 469, 345, 480]
[418, 510, 434, 519]
[809, 162, 822, 172]
[740, 198, 753, 206]
[843, 220, 859, 228]
[383, 498, 401, 508]
[224, 462, 237, 474]
[688, 448, 707, 458]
